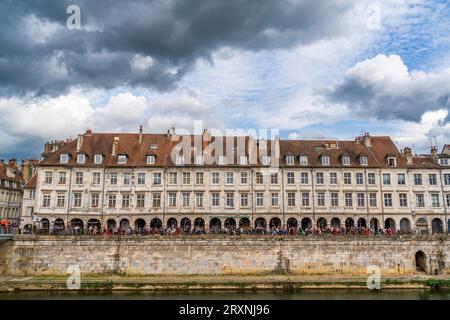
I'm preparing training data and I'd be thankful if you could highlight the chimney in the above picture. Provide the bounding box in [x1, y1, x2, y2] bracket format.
[362, 132, 371, 147]
[431, 146, 438, 159]
[85, 129, 92, 136]
[403, 147, 413, 165]
[112, 137, 119, 156]
[43, 142, 51, 154]
[139, 125, 143, 143]
[8, 159, 17, 168]
[76, 134, 83, 152]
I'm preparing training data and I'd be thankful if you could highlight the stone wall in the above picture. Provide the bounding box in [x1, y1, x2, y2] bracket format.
[0, 236, 448, 276]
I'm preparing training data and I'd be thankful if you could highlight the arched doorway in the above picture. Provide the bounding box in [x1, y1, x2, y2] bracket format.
[87, 219, 101, 233]
[385, 218, 396, 230]
[317, 217, 327, 228]
[224, 218, 236, 230]
[194, 217, 205, 228]
[357, 218, 366, 228]
[167, 217, 177, 228]
[330, 218, 341, 228]
[254, 217, 266, 229]
[150, 218, 162, 229]
[119, 218, 130, 229]
[345, 218, 355, 228]
[370, 218, 379, 232]
[415, 251, 427, 273]
[134, 218, 146, 231]
[53, 218, 65, 234]
[70, 218, 84, 234]
[270, 217, 282, 228]
[39, 218, 50, 234]
[209, 218, 221, 232]
[239, 217, 251, 229]
[107, 219, 116, 230]
[180, 217, 191, 230]
[400, 218, 411, 233]
[432, 218, 444, 234]
[287, 218, 298, 228]
[301, 218, 312, 229]
[416, 218, 428, 234]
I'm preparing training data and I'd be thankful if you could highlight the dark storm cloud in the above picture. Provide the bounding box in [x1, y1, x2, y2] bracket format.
[0, 0, 352, 97]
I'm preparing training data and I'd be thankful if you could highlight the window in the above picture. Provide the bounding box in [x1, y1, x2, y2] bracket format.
[110, 173, 117, 185]
[75, 172, 83, 184]
[240, 193, 248, 207]
[182, 192, 191, 207]
[94, 154, 103, 164]
[331, 193, 338, 206]
[446, 194, 450, 207]
[330, 172, 337, 185]
[256, 193, 264, 207]
[384, 193, 392, 207]
[287, 172, 295, 184]
[429, 174, 437, 185]
[45, 171, 53, 184]
[58, 172, 66, 184]
[342, 155, 350, 166]
[439, 158, 449, 165]
[239, 156, 248, 165]
[195, 192, 204, 207]
[150, 144, 158, 150]
[286, 155, 294, 165]
[345, 193, 353, 207]
[29, 190, 36, 199]
[195, 155, 203, 165]
[431, 193, 440, 207]
[414, 174, 422, 185]
[211, 193, 220, 207]
[123, 173, 131, 185]
[387, 156, 396, 167]
[152, 193, 161, 207]
[382, 173, 390, 185]
[122, 194, 130, 208]
[256, 172, 263, 184]
[168, 193, 177, 207]
[444, 174, 450, 185]
[77, 154, 86, 164]
[118, 155, 127, 164]
[261, 155, 271, 165]
[399, 193, 408, 207]
[288, 192, 296, 207]
[169, 172, 177, 184]
[182, 172, 191, 184]
[176, 155, 184, 165]
[321, 155, 330, 166]
[271, 193, 279, 207]
[397, 173, 405, 185]
[137, 173, 145, 185]
[369, 193, 377, 207]
[146, 155, 156, 165]
[226, 193, 234, 207]
[416, 194, 425, 207]
[211, 172, 220, 185]
[301, 172, 309, 184]
[42, 194, 51, 207]
[368, 173, 376, 185]
[153, 172, 162, 185]
[57, 194, 65, 208]
[91, 193, 99, 208]
[270, 173, 278, 184]
[317, 192, 325, 206]
[218, 155, 226, 165]
[316, 172, 324, 184]
[226, 172, 234, 184]
[356, 173, 364, 185]
[92, 172, 101, 185]
[344, 172, 352, 185]
[299, 155, 308, 165]
[73, 193, 82, 207]
[196, 172, 204, 185]
[60, 154, 69, 164]
[240, 172, 248, 184]
[108, 194, 116, 208]
[136, 194, 145, 208]
[357, 193, 365, 207]
[359, 156, 368, 166]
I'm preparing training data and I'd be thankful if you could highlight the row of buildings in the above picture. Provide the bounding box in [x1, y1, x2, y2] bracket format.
[12, 128, 450, 235]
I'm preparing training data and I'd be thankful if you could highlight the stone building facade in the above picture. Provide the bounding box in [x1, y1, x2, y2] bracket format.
[0, 160, 24, 225]
[20, 128, 450, 234]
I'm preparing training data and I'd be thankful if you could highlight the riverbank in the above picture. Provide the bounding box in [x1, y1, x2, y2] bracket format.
[1, 274, 450, 292]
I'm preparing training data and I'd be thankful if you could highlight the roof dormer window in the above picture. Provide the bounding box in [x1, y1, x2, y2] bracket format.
[321, 155, 330, 166]
[77, 154, 86, 164]
[439, 158, 449, 166]
[60, 154, 69, 164]
[239, 155, 248, 165]
[150, 144, 158, 150]
[387, 156, 396, 167]
[342, 155, 350, 166]
[359, 155, 368, 166]
[94, 154, 103, 164]
[175, 154, 184, 165]
[261, 155, 271, 166]
[147, 155, 156, 165]
[218, 155, 226, 165]
[299, 155, 308, 165]
[117, 154, 128, 164]
[286, 155, 294, 165]
[195, 155, 204, 165]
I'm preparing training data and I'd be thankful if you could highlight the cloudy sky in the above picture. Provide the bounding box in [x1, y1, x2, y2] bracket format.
[1, 0, 450, 159]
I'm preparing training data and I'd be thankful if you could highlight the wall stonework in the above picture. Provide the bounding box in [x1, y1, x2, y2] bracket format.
[0, 236, 448, 276]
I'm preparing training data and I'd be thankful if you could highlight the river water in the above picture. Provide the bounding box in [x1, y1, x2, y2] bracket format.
[1, 289, 450, 300]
